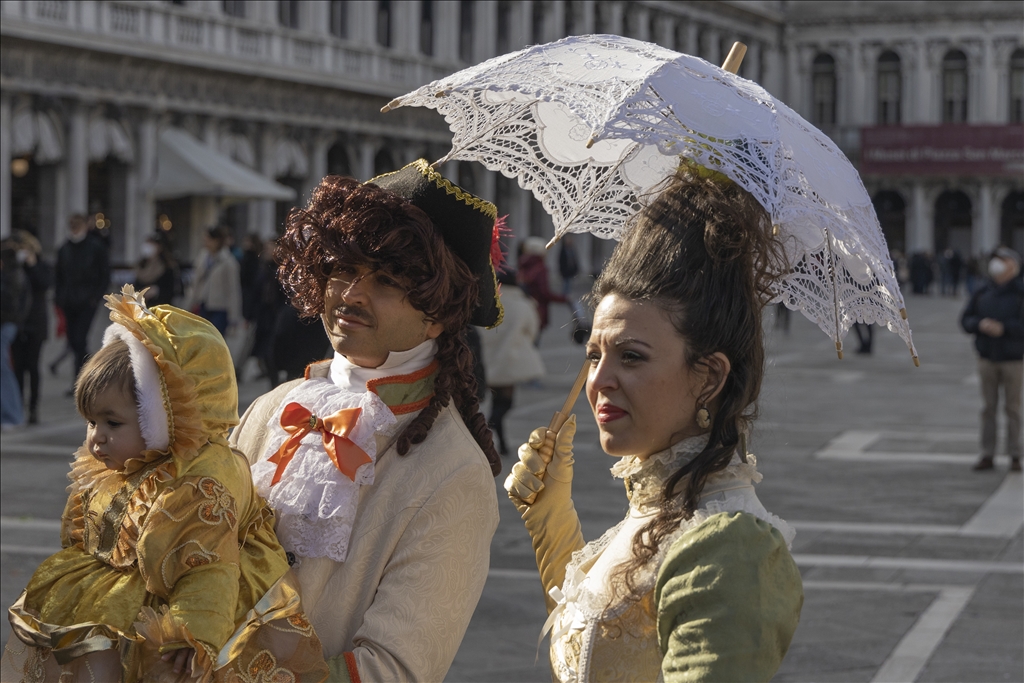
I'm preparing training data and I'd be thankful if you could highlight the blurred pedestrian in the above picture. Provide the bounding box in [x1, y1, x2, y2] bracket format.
[558, 234, 580, 297]
[852, 322, 873, 354]
[55, 213, 111, 381]
[891, 249, 910, 288]
[134, 232, 180, 306]
[518, 236, 567, 338]
[940, 248, 963, 296]
[252, 241, 287, 385]
[480, 268, 546, 455]
[1, 241, 29, 429]
[960, 246, 1023, 472]
[10, 231, 53, 424]
[183, 226, 242, 335]
[909, 251, 933, 294]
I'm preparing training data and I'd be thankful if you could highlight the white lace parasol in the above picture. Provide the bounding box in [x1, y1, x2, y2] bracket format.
[384, 34, 917, 362]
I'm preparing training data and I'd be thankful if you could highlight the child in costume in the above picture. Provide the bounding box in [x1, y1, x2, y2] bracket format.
[2, 286, 328, 683]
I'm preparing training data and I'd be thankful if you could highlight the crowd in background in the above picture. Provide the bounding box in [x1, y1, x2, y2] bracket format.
[6, 212, 1019, 443]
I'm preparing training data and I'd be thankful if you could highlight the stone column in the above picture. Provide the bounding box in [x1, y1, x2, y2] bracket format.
[703, 27, 721, 65]
[475, 0, 497, 61]
[607, 1, 623, 35]
[980, 38, 999, 123]
[549, 1, 564, 42]
[358, 138, 377, 181]
[745, 40, 762, 83]
[0, 93, 10, 239]
[850, 43, 870, 126]
[909, 181, 933, 253]
[976, 182, 997, 256]
[680, 20, 699, 56]
[652, 14, 674, 50]
[136, 112, 158, 249]
[254, 127, 277, 240]
[580, 0, 595, 34]
[629, 6, 649, 42]
[303, 133, 331, 204]
[761, 43, 783, 96]
[67, 102, 89, 218]
[435, 1, 460, 61]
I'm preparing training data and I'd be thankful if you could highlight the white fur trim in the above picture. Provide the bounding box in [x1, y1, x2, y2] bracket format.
[102, 323, 170, 451]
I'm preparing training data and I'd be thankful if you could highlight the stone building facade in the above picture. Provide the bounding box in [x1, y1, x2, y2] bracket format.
[1, 0, 1021, 271]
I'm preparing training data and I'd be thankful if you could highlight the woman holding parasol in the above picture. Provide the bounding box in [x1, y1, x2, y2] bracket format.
[384, 34, 917, 682]
[505, 161, 802, 682]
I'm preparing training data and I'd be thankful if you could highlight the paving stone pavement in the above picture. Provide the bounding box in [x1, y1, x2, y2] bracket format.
[2, 291, 1021, 682]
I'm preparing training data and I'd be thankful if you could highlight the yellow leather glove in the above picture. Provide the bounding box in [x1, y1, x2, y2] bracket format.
[504, 415, 585, 612]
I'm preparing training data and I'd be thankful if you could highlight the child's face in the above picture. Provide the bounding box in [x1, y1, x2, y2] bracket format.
[84, 385, 147, 471]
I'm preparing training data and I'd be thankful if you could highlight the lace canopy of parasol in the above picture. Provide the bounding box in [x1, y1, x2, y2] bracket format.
[384, 34, 917, 363]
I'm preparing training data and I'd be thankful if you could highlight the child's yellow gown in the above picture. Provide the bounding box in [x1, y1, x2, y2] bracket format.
[2, 288, 328, 683]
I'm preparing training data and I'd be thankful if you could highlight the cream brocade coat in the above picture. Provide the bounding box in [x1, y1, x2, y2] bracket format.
[230, 362, 500, 683]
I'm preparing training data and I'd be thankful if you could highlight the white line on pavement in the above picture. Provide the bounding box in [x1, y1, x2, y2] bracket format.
[818, 451, 977, 464]
[801, 580, 963, 593]
[0, 517, 61, 531]
[0, 443, 76, 457]
[0, 544, 61, 555]
[792, 521, 962, 535]
[871, 586, 976, 683]
[488, 568, 538, 580]
[958, 473, 1024, 537]
[793, 554, 1023, 574]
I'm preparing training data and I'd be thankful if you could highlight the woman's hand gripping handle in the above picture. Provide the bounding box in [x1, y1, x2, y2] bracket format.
[504, 414, 585, 611]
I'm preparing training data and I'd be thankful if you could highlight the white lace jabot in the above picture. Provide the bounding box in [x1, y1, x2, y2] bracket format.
[329, 338, 437, 392]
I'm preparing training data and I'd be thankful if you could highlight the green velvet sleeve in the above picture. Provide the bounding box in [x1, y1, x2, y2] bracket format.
[655, 511, 803, 683]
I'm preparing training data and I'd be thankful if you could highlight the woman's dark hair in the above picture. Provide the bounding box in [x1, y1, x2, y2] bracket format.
[593, 163, 786, 606]
[276, 175, 501, 475]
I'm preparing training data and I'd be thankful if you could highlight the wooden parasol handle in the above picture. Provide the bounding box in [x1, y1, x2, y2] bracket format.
[536, 44, 749, 465]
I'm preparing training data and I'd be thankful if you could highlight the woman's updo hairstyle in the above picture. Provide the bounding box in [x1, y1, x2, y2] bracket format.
[593, 161, 786, 601]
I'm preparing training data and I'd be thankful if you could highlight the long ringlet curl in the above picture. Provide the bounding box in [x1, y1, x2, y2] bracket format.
[275, 175, 502, 476]
[592, 163, 787, 610]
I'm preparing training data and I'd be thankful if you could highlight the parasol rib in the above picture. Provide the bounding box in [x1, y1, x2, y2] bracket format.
[545, 142, 643, 249]
[431, 97, 540, 169]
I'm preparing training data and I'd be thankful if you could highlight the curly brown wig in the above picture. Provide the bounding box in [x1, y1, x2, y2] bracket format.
[592, 163, 787, 608]
[276, 175, 501, 475]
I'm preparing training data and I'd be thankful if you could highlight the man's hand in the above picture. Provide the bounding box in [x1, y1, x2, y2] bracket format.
[161, 646, 194, 675]
[979, 318, 1005, 337]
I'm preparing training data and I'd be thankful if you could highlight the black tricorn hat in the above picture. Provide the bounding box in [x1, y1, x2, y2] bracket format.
[369, 159, 504, 328]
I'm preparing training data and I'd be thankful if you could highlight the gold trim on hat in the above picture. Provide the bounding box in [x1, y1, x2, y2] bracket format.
[370, 159, 498, 220]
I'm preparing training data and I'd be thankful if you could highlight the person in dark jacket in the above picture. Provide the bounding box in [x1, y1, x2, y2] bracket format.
[134, 232, 180, 306]
[55, 214, 110, 380]
[1, 241, 29, 429]
[10, 231, 53, 424]
[960, 246, 1024, 472]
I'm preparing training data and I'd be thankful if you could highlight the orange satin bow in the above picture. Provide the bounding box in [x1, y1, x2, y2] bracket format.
[268, 403, 371, 485]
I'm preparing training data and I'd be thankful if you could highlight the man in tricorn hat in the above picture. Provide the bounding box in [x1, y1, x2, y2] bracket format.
[230, 160, 504, 680]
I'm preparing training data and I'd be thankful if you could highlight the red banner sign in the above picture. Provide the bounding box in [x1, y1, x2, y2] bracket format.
[860, 125, 1024, 177]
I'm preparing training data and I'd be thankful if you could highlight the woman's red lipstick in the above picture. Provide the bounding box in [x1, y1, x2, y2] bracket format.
[596, 403, 627, 424]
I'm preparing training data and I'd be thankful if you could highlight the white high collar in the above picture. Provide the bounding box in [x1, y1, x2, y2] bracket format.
[329, 339, 438, 393]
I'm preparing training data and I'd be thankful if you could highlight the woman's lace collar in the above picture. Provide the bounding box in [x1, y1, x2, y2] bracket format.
[610, 435, 709, 510]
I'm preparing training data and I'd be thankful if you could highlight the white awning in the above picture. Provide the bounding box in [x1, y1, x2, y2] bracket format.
[153, 128, 297, 202]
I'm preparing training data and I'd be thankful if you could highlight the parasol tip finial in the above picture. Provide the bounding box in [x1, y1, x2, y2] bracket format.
[586, 136, 596, 149]
[835, 340, 843, 360]
[545, 234, 562, 249]
[722, 42, 748, 75]
[913, 354, 920, 367]
[381, 98, 401, 113]
[899, 307, 908, 320]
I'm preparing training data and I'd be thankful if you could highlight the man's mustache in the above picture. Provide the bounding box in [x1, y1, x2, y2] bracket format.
[330, 305, 375, 327]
